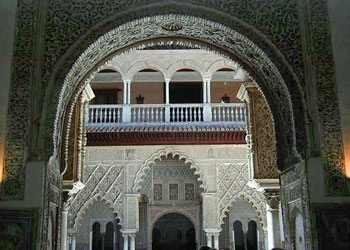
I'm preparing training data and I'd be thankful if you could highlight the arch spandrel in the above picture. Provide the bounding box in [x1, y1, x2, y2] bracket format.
[166, 60, 205, 80]
[52, 15, 303, 174]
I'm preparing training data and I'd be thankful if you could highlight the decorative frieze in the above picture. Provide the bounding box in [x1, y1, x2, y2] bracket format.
[87, 131, 246, 146]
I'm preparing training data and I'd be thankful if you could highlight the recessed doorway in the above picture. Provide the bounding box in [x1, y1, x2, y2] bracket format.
[152, 213, 196, 250]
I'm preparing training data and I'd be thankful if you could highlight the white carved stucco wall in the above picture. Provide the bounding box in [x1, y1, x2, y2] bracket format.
[75, 200, 116, 247]
[75, 144, 267, 231]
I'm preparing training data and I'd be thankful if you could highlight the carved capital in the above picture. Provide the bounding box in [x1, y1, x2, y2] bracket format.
[264, 190, 280, 209]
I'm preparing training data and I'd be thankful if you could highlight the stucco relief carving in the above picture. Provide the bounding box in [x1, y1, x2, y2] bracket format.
[67, 164, 124, 228]
[280, 162, 311, 250]
[250, 91, 279, 179]
[133, 147, 206, 193]
[216, 162, 267, 229]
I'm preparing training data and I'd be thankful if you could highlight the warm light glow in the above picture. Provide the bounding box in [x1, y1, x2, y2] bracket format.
[344, 146, 350, 178]
[344, 130, 350, 178]
[0, 142, 4, 183]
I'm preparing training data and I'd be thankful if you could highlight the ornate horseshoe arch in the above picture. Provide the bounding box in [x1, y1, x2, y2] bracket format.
[219, 192, 267, 230]
[132, 147, 206, 194]
[52, 14, 301, 174]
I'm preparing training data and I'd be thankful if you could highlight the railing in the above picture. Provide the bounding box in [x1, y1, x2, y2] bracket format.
[87, 103, 246, 125]
[211, 104, 246, 122]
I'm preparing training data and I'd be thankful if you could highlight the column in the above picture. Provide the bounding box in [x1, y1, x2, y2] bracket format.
[165, 79, 170, 104]
[278, 202, 285, 243]
[203, 80, 207, 103]
[213, 233, 219, 250]
[165, 79, 170, 122]
[122, 234, 129, 250]
[130, 233, 136, 250]
[123, 80, 127, 104]
[101, 233, 105, 250]
[206, 233, 212, 248]
[89, 231, 93, 250]
[266, 203, 281, 249]
[265, 191, 281, 250]
[232, 229, 236, 250]
[71, 234, 76, 250]
[61, 206, 68, 250]
[127, 80, 131, 104]
[113, 230, 117, 250]
[207, 79, 211, 103]
[257, 230, 261, 250]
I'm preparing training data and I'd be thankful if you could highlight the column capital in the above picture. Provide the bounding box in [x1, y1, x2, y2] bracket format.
[212, 232, 220, 239]
[264, 190, 280, 209]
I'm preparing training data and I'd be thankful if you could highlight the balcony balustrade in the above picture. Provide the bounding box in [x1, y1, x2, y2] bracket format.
[86, 103, 246, 126]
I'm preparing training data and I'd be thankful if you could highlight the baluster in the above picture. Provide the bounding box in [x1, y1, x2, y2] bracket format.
[94, 108, 98, 123]
[177, 107, 181, 122]
[141, 108, 145, 122]
[234, 107, 238, 122]
[183, 107, 187, 122]
[90, 108, 94, 123]
[212, 107, 216, 122]
[198, 107, 202, 121]
[189, 107, 193, 122]
[239, 107, 243, 121]
[155, 108, 158, 122]
[107, 108, 111, 123]
[100, 108, 104, 123]
[193, 107, 197, 121]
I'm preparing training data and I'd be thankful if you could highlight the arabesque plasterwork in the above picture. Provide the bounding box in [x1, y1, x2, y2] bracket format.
[67, 164, 124, 229]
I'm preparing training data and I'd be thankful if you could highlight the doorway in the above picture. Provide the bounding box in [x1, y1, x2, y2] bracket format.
[152, 213, 196, 250]
[169, 82, 202, 103]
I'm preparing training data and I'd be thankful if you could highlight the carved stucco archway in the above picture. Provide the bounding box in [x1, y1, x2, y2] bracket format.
[220, 192, 267, 230]
[51, 14, 302, 175]
[133, 147, 206, 193]
[67, 164, 124, 229]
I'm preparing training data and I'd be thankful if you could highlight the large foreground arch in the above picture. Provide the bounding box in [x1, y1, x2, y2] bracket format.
[52, 14, 304, 174]
[51, 14, 311, 250]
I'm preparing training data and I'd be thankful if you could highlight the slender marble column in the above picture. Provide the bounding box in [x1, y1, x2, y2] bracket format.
[71, 234, 76, 250]
[61, 207, 68, 250]
[206, 233, 212, 248]
[203, 80, 207, 103]
[127, 81, 131, 104]
[266, 203, 281, 249]
[165, 79, 170, 104]
[232, 229, 236, 250]
[89, 231, 93, 250]
[101, 233, 105, 250]
[123, 80, 127, 104]
[213, 233, 219, 250]
[123, 233, 129, 250]
[257, 230, 261, 250]
[207, 79, 211, 103]
[130, 233, 136, 250]
[113, 230, 117, 250]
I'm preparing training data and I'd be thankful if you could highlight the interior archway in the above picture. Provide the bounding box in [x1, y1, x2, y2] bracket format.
[53, 15, 305, 174]
[53, 14, 310, 250]
[152, 213, 196, 250]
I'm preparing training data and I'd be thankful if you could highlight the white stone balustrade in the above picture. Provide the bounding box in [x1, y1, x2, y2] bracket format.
[87, 103, 246, 125]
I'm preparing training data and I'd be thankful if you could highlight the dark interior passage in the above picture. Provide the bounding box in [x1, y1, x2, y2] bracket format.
[152, 213, 196, 250]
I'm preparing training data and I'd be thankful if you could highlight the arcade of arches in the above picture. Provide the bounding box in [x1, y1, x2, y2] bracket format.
[61, 49, 284, 250]
[1, 2, 350, 250]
